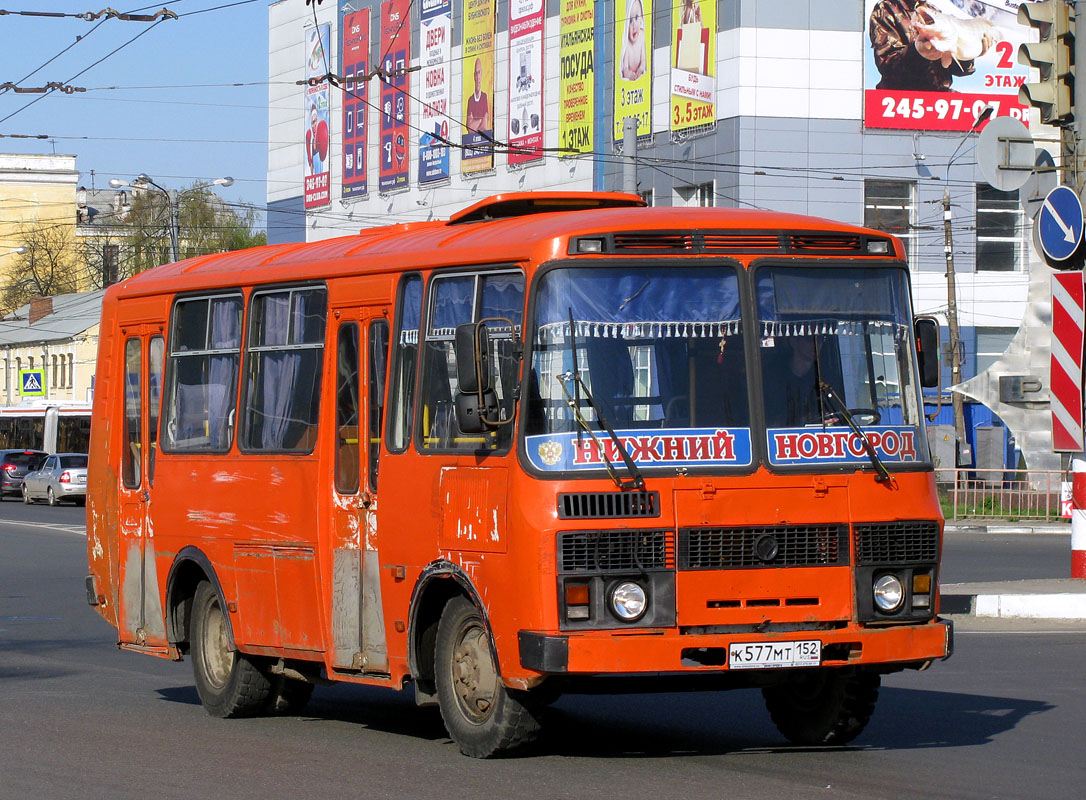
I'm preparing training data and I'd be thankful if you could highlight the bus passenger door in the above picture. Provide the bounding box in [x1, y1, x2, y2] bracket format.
[329, 309, 390, 672]
[116, 331, 167, 650]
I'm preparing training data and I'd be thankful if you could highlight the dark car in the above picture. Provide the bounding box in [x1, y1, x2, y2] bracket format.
[0, 449, 48, 501]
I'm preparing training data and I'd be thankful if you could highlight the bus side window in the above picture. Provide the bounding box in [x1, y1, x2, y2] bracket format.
[148, 336, 164, 484]
[242, 287, 327, 452]
[335, 322, 360, 494]
[123, 338, 142, 489]
[368, 320, 389, 490]
[161, 295, 243, 453]
[388, 274, 422, 452]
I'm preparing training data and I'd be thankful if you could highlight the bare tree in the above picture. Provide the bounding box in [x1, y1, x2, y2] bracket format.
[2, 221, 81, 315]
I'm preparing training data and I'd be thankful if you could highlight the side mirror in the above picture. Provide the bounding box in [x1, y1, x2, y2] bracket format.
[914, 316, 940, 388]
[455, 322, 491, 394]
[455, 390, 500, 434]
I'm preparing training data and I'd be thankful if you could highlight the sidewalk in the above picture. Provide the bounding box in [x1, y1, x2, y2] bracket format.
[940, 519, 1086, 619]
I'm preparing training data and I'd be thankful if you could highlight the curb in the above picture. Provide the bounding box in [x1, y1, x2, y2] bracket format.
[941, 591, 1086, 620]
[944, 524, 1071, 535]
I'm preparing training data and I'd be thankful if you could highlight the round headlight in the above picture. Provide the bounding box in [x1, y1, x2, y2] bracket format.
[610, 581, 647, 621]
[873, 574, 905, 612]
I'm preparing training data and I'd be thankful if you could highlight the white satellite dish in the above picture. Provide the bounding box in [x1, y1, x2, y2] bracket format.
[977, 116, 1034, 192]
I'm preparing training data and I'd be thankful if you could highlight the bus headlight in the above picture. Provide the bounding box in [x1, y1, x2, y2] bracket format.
[609, 581, 647, 621]
[873, 574, 905, 612]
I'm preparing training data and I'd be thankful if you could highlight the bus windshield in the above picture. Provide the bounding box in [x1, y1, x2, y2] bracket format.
[524, 264, 752, 473]
[756, 265, 928, 467]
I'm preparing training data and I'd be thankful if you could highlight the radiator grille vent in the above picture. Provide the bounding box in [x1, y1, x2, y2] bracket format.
[574, 231, 890, 256]
[558, 530, 673, 572]
[854, 521, 940, 565]
[679, 525, 849, 570]
[613, 233, 695, 252]
[558, 491, 660, 519]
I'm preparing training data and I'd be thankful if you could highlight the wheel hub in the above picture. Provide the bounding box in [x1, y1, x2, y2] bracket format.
[452, 624, 496, 721]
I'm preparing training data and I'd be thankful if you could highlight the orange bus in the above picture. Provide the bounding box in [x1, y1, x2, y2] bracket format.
[86, 192, 950, 757]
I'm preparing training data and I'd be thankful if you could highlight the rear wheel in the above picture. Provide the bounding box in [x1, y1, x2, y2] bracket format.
[190, 580, 272, 718]
[434, 596, 541, 757]
[22, 485, 31, 504]
[762, 668, 880, 746]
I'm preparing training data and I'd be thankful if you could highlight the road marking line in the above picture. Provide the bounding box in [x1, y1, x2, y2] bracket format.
[0, 519, 86, 536]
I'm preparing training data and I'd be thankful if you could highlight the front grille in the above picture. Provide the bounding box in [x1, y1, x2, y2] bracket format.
[558, 491, 660, 519]
[679, 525, 849, 569]
[558, 529, 673, 572]
[854, 521, 940, 565]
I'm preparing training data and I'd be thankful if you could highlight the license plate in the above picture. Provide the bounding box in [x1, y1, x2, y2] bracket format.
[77, 475, 86, 484]
[728, 639, 821, 669]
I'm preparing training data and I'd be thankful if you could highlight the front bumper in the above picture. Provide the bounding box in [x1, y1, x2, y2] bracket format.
[519, 618, 952, 674]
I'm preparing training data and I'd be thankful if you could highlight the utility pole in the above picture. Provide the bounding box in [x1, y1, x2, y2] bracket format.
[623, 117, 638, 195]
[942, 189, 968, 464]
[166, 189, 180, 263]
[943, 105, 992, 466]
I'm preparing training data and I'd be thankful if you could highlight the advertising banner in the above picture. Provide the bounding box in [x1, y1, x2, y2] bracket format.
[526, 427, 754, 472]
[508, 0, 545, 165]
[378, 0, 411, 192]
[340, 5, 369, 200]
[419, 0, 452, 184]
[613, 0, 652, 144]
[863, 0, 1034, 131]
[462, 0, 496, 173]
[303, 23, 331, 210]
[558, 0, 594, 156]
[670, 0, 716, 132]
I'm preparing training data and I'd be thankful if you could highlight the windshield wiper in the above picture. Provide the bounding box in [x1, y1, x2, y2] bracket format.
[818, 381, 894, 485]
[556, 371, 645, 490]
[558, 307, 645, 490]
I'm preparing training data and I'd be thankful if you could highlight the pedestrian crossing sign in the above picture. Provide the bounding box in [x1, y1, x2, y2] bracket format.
[19, 369, 45, 397]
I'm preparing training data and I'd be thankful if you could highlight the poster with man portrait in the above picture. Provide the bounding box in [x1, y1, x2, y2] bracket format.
[863, 0, 1035, 131]
[670, 0, 716, 133]
[303, 23, 331, 209]
[378, 0, 411, 192]
[462, 0, 496, 173]
[613, 0, 652, 145]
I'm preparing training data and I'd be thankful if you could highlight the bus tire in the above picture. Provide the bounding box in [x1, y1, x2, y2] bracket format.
[434, 596, 541, 757]
[762, 668, 879, 746]
[190, 580, 272, 718]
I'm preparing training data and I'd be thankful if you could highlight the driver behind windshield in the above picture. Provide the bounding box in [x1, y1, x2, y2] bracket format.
[765, 336, 841, 427]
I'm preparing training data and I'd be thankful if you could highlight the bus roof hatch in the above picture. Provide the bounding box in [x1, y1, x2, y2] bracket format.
[447, 192, 646, 225]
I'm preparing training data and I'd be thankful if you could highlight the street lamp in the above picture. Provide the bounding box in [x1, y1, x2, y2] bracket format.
[109, 174, 233, 263]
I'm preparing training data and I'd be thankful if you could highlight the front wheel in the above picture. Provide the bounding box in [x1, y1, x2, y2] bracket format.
[190, 580, 272, 718]
[434, 596, 541, 757]
[762, 668, 880, 746]
[47, 487, 57, 507]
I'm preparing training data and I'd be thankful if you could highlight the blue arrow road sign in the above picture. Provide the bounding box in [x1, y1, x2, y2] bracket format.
[1039, 185, 1084, 263]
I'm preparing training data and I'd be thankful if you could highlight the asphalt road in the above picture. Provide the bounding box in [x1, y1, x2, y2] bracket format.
[2, 506, 1084, 799]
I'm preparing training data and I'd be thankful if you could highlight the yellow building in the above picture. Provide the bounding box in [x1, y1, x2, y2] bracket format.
[0, 153, 80, 312]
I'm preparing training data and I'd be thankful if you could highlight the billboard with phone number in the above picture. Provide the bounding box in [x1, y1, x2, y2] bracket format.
[340, 6, 369, 200]
[863, 0, 1035, 131]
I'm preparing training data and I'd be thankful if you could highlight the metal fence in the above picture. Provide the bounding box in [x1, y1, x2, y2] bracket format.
[937, 469, 1067, 521]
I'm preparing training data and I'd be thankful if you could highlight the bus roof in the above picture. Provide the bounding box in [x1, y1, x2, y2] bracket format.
[109, 192, 903, 299]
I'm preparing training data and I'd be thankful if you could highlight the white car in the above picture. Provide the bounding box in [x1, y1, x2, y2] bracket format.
[22, 453, 88, 506]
